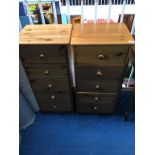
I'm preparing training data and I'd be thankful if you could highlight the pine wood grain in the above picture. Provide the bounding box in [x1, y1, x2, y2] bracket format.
[19, 24, 72, 45]
[71, 23, 134, 45]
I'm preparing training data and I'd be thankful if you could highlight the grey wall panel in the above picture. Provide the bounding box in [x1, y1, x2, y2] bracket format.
[19, 90, 36, 129]
[19, 59, 40, 112]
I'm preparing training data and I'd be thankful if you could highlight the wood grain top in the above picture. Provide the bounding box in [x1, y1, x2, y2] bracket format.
[19, 24, 72, 45]
[71, 23, 134, 45]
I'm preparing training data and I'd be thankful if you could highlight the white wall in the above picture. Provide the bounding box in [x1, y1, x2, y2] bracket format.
[60, 5, 135, 22]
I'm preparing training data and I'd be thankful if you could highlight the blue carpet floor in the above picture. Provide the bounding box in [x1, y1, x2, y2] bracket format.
[20, 113, 135, 155]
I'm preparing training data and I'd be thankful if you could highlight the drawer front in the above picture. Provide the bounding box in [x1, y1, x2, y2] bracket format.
[35, 92, 71, 103]
[25, 64, 68, 79]
[76, 93, 117, 114]
[20, 45, 67, 64]
[75, 65, 124, 80]
[76, 102, 116, 114]
[75, 45, 129, 66]
[76, 92, 117, 104]
[39, 102, 73, 113]
[76, 80, 120, 93]
[30, 79, 70, 92]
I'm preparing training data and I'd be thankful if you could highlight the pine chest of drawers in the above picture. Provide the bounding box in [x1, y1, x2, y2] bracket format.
[19, 24, 73, 113]
[71, 23, 134, 114]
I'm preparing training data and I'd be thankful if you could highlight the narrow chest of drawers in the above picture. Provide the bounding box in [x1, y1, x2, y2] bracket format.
[71, 23, 134, 114]
[19, 24, 73, 113]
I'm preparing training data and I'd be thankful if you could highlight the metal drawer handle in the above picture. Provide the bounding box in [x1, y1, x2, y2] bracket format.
[39, 53, 45, 59]
[48, 84, 53, 89]
[94, 97, 99, 101]
[53, 105, 57, 109]
[98, 54, 105, 60]
[93, 106, 98, 111]
[51, 95, 55, 99]
[44, 70, 49, 75]
[96, 71, 102, 76]
[95, 84, 100, 89]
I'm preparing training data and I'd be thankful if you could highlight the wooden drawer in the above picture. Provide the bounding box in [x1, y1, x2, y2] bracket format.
[76, 93, 117, 114]
[35, 92, 71, 103]
[20, 45, 67, 64]
[24, 64, 68, 79]
[30, 79, 70, 92]
[74, 45, 129, 66]
[76, 92, 117, 104]
[39, 101, 73, 113]
[75, 65, 124, 80]
[76, 80, 120, 93]
[76, 102, 116, 114]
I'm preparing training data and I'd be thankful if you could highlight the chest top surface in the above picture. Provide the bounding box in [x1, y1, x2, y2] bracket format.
[19, 24, 72, 45]
[71, 23, 134, 45]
